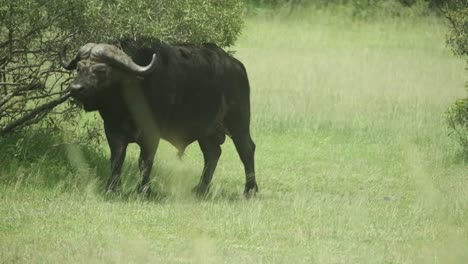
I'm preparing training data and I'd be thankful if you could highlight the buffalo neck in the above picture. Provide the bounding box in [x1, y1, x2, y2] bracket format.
[97, 79, 155, 136]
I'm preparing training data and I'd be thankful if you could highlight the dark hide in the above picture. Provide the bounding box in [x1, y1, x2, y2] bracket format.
[65, 38, 257, 197]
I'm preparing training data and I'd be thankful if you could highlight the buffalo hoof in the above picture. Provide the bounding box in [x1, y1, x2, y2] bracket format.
[106, 179, 121, 193]
[192, 183, 210, 197]
[137, 183, 152, 197]
[243, 183, 258, 199]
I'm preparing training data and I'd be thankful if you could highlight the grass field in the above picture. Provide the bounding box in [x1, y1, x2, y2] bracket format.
[1, 8, 467, 263]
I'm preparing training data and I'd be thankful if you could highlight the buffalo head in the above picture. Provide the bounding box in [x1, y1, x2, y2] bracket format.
[60, 43, 157, 111]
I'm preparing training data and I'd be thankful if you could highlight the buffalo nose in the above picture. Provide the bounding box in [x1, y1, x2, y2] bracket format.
[70, 83, 84, 93]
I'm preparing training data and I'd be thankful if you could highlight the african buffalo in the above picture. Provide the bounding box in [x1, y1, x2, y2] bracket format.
[59, 38, 257, 197]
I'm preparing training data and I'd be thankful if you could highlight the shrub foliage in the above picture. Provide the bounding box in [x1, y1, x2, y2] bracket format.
[444, 0, 468, 155]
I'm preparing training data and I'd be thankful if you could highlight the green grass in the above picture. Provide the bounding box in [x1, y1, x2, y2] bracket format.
[1, 9, 468, 263]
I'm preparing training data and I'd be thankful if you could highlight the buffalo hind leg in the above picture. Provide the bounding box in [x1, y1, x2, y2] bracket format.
[193, 136, 222, 195]
[232, 133, 257, 198]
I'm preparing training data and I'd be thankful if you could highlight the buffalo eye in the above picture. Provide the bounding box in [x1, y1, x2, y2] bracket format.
[91, 64, 108, 74]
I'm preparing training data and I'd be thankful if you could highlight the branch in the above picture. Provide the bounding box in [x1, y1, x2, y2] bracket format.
[11, 49, 44, 54]
[9, 91, 64, 103]
[0, 92, 71, 135]
[3, 65, 44, 72]
[0, 82, 22, 86]
[0, 84, 35, 108]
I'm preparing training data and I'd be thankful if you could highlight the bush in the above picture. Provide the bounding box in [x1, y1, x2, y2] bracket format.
[447, 95, 468, 154]
[0, 0, 244, 135]
[245, 0, 434, 19]
[80, 0, 244, 47]
[0, 0, 85, 135]
[446, 5, 468, 57]
[444, 1, 468, 155]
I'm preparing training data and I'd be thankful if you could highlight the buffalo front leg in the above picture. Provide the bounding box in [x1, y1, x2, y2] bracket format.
[193, 136, 222, 195]
[137, 139, 159, 196]
[232, 133, 258, 198]
[105, 128, 128, 192]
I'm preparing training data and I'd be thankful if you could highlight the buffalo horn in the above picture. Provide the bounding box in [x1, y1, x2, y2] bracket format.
[92, 44, 157, 75]
[59, 46, 79, 70]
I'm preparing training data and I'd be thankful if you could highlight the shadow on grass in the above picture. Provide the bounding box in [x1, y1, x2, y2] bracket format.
[98, 184, 245, 204]
[451, 150, 468, 165]
[0, 129, 108, 188]
[0, 129, 245, 203]
[195, 187, 246, 202]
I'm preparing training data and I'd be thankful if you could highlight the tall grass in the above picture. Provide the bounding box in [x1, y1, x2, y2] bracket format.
[1, 7, 467, 263]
